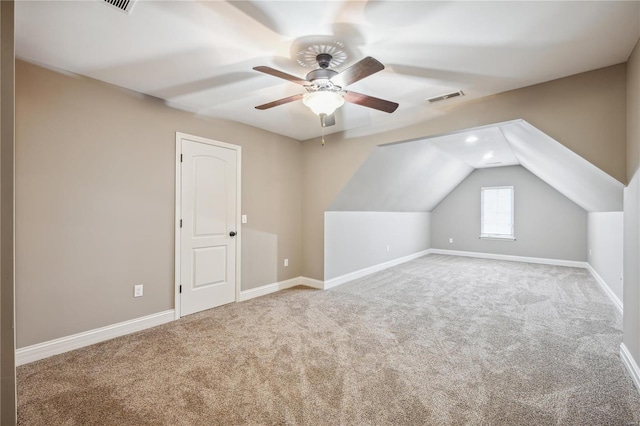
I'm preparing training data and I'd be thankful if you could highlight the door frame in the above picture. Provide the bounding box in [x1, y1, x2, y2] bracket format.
[174, 132, 242, 319]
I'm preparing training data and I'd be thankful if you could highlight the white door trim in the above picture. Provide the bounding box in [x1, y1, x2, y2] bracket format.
[175, 132, 242, 319]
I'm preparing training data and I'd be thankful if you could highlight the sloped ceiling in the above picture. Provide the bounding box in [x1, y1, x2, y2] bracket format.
[328, 120, 624, 213]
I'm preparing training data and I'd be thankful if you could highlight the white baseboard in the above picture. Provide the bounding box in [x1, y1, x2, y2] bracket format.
[16, 251, 611, 366]
[239, 277, 301, 302]
[429, 248, 588, 269]
[298, 276, 324, 290]
[17, 275, 323, 365]
[431, 249, 626, 314]
[16, 309, 175, 366]
[621, 343, 640, 394]
[323, 249, 432, 290]
[586, 264, 623, 314]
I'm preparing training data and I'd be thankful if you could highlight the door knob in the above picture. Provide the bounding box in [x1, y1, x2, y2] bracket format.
[229, 231, 237, 237]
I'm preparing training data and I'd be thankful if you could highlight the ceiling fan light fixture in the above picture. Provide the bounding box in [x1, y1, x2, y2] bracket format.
[303, 91, 345, 116]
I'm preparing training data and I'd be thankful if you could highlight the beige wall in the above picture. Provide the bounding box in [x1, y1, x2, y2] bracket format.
[624, 37, 640, 370]
[15, 60, 302, 347]
[1, 1, 16, 423]
[302, 64, 627, 280]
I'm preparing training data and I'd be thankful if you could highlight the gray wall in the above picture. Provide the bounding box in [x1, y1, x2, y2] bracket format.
[431, 166, 587, 261]
[324, 212, 430, 280]
[588, 212, 624, 305]
[624, 36, 640, 370]
[15, 60, 302, 348]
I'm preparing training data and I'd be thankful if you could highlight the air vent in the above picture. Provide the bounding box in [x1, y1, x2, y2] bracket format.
[427, 90, 465, 103]
[103, 0, 135, 13]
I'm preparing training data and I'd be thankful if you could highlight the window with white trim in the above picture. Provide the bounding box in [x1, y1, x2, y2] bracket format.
[480, 186, 514, 240]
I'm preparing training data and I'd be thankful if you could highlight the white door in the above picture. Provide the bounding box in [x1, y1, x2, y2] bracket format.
[178, 134, 240, 317]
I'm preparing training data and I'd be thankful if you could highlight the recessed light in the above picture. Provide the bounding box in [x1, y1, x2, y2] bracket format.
[483, 151, 494, 160]
[466, 135, 478, 143]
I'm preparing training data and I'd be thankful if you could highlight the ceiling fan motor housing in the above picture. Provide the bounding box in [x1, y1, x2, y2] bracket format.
[306, 68, 339, 84]
[307, 53, 339, 86]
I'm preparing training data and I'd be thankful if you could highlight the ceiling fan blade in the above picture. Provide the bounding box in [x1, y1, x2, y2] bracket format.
[330, 57, 385, 88]
[255, 93, 304, 110]
[320, 113, 336, 127]
[253, 66, 308, 85]
[344, 91, 398, 113]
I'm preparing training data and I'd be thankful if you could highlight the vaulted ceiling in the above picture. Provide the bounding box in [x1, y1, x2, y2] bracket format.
[329, 120, 625, 213]
[15, 1, 640, 141]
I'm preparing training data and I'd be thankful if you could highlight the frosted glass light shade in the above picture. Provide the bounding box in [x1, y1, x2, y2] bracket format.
[303, 91, 345, 116]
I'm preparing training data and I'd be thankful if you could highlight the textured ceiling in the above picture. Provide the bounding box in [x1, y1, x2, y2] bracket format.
[15, 1, 640, 140]
[329, 120, 624, 213]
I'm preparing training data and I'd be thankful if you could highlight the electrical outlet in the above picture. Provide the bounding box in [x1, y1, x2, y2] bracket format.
[134, 284, 143, 298]
[284, 259, 288, 267]
[589, 249, 592, 256]
[242, 214, 247, 224]
[386, 245, 390, 252]
[449, 238, 453, 244]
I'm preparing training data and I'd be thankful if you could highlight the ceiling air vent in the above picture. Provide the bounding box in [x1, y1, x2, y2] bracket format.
[427, 90, 465, 103]
[103, 0, 135, 14]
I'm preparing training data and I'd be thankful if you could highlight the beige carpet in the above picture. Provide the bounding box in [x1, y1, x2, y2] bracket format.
[17, 254, 640, 425]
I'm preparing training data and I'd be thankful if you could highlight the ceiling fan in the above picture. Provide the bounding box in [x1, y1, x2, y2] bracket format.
[253, 54, 399, 128]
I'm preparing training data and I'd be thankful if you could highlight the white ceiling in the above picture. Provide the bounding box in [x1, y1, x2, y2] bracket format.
[15, 1, 640, 141]
[430, 126, 519, 169]
[329, 120, 624, 213]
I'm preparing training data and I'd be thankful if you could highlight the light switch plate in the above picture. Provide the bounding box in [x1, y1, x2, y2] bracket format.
[134, 284, 143, 298]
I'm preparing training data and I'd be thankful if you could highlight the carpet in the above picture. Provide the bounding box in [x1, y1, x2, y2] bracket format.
[17, 254, 640, 425]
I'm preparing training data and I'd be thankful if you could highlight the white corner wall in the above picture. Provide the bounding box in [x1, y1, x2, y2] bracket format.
[588, 212, 624, 311]
[623, 35, 640, 389]
[324, 212, 431, 280]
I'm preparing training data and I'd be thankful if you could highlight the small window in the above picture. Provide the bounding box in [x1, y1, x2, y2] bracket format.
[480, 186, 514, 240]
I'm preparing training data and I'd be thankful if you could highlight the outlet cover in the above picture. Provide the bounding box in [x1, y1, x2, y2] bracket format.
[134, 284, 143, 297]
[449, 238, 453, 243]
[284, 259, 289, 267]
[242, 214, 247, 224]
